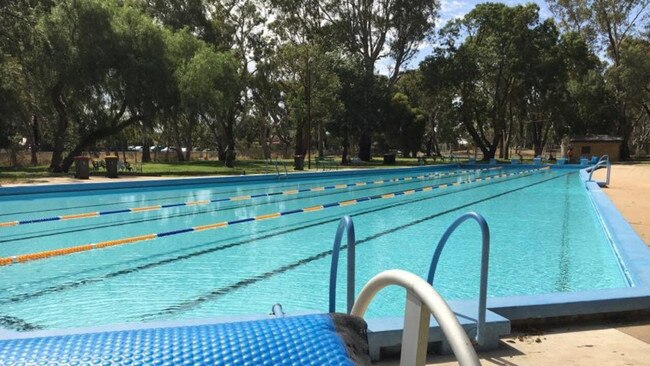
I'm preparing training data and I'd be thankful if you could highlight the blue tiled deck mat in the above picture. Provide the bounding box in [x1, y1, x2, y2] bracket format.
[0, 314, 370, 365]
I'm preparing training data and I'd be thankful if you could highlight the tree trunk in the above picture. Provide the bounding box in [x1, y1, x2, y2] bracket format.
[49, 84, 68, 172]
[358, 132, 372, 161]
[217, 144, 226, 161]
[293, 117, 309, 169]
[341, 123, 349, 165]
[260, 125, 271, 160]
[142, 137, 151, 163]
[60, 116, 141, 172]
[224, 116, 236, 168]
[620, 116, 632, 161]
[317, 119, 324, 157]
[9, 146, 18, 167]
[29, 115, 39, 165]
[175, 145, 184, 161]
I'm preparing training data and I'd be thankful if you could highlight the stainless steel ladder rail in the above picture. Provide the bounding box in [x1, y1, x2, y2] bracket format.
[427, 212, 490, 345]
[267, 159, 288, 180]
[587, 154, 610, 186]
[329, 216, 356, 313]
[352, 270, 481, 366]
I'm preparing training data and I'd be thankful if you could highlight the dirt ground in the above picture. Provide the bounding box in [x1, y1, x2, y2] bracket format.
[596, 163, 650, 245]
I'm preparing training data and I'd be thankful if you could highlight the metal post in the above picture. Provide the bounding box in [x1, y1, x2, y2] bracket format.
[351, 270, 480, 366]
[306, 53, 312, 170]
[428, 212, 490, 345]
[329, 216, 356, 313]
[400, 291, 430, 366]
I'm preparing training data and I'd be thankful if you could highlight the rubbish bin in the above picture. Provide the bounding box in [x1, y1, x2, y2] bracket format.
[383, 153, 396, 165]
[105, 156, 119, 178]
[294, 155, 304, 171]
[74, 156, 90, 179]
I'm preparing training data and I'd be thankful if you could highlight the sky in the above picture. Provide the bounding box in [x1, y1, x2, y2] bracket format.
[379, 0, 553, 74]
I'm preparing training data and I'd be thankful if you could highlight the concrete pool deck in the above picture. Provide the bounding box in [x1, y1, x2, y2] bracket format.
[378, 163, 650, 365]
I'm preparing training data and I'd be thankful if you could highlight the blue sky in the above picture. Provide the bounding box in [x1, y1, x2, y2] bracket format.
[439, 0, 551, 24]
[380, 0, 552, 73]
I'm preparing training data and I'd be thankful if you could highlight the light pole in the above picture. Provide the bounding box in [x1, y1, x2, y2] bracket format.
[306, 53, 312, 170]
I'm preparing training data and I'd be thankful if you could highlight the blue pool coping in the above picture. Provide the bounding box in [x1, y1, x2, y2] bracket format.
[484, 165, 650, 321]
[1, 162, 650, 341]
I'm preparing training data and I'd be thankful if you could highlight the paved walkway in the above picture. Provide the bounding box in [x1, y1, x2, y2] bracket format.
[379, 163, 650, 365]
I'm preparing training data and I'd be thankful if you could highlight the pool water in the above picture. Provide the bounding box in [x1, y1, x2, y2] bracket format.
[0, 166, 628, 331]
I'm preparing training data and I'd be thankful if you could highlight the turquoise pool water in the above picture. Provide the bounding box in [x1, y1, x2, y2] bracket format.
[0, 166, 628, 331]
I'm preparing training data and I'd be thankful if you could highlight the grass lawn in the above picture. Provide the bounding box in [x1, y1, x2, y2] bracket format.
[1, 153, 574, 185]
[0, 157, 458, 184]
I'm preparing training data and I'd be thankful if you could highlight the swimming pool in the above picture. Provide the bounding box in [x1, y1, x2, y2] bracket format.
[0, 165, 631, 331]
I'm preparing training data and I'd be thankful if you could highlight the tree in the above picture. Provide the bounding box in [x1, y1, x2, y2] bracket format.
[612, 38, 650, 155]
[29, 0, 170, 172]
[424, 3, 545, 160]
[547, 0, 650, 159]
[333, 0, 440, 160]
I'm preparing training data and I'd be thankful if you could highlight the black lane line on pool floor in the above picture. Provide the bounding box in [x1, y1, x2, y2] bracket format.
[0, 170, 543, 310]
[140, 171, 574, 320]
[0, 167, 460, 217]
[556, 173, 572, 291]
[0, 315, 41, 331]
[0, 170, 495, 244]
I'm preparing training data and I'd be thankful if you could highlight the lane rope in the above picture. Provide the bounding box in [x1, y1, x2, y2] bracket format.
[0, 167, 549, 266]
[0, 167, 502, 228]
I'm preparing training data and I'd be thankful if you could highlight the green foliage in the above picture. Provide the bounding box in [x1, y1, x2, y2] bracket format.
[2, 0, 650, 171]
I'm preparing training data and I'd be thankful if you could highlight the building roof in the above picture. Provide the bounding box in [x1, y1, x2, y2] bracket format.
[570, 135, 624, 143]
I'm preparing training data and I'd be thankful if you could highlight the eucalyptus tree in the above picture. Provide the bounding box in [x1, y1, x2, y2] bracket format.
[30, 0, 170, 172]
[514, 19, 568, 157]
[333, 0, 439, 160]
[266, 0, 342, 166]
[163, 28, 241, 162]
[271, 0, 439, 161]
[547, 0, 650, 159]
[0, 0, 54, 165]
[613, 38, 650, 154]
[423, 3, 545, 160]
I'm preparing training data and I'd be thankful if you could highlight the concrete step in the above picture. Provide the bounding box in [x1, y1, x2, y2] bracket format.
[365, 300, 511, 361]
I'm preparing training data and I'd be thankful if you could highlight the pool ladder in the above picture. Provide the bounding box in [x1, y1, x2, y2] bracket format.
[266, 159, 288, 180]
[586, 155, 611, 187]
[329, 213, 491, 365]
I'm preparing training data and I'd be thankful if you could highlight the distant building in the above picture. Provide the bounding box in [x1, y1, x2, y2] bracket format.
[569, 135, 623, 163]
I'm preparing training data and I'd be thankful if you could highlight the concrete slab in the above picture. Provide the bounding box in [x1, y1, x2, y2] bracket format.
[616, 322, 650, 344]
[366, 300, 510, 360]
[378, 322, 650, 365]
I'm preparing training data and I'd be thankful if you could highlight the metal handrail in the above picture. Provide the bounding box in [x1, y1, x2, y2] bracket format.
[329, 216, 356, 313]
[587, 155, 610, 186]
[267, 159, 288, 179]
[281, 161, 288, 178]
[427, 212, 490, 345]
[351, 269, 481, 366]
